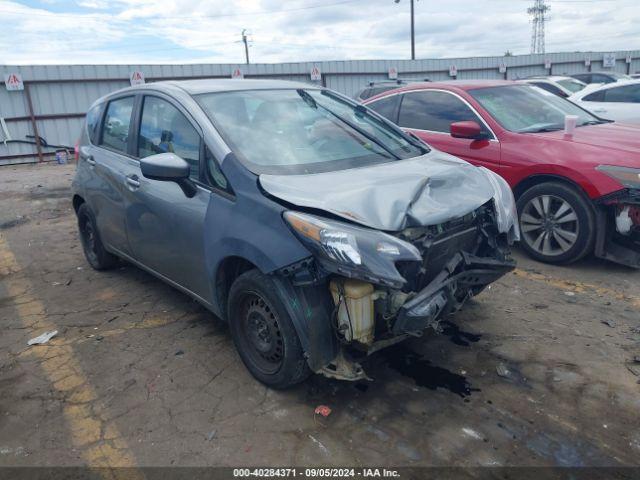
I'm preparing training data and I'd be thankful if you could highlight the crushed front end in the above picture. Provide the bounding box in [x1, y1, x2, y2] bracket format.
[279, 200, 516, 381]
[594, 189, 640, 268]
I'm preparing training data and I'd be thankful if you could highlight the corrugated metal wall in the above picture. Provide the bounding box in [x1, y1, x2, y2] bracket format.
[1, 50, 639, 165]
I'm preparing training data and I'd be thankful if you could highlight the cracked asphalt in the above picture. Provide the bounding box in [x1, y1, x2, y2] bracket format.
[0, 163, 639, 468]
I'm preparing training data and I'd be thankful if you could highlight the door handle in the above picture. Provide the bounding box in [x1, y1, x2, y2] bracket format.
[593, 108, 607, 113]
[79, 146, 95, 165]
[79, 152, 95, 165]
[125, 175, 140, 189]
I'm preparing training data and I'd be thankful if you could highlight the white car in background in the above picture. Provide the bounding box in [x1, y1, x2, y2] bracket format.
[568, 79, 640, 124]
[518, 75, 586, 98]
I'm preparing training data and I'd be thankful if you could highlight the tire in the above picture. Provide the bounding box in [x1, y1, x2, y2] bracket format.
[77, 203, 118, 270]
[228, 269, 311, 389]
[517, 182, 595, 264]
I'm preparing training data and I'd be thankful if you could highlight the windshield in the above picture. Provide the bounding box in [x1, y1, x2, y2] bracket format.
[557, 78, 585, 93]
[469, 85, 600, 133]
[196, 88, 426, 174]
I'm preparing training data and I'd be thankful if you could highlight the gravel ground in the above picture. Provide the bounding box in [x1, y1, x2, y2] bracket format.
[0, 163, 639, 468]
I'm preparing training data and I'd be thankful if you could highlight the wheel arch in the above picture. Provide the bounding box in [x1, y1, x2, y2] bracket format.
[513, 174, 593, 204]
[214, 256, 259, 321]
[72, 194, 85, 213]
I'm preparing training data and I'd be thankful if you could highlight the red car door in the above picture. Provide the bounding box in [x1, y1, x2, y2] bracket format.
[369, 89, 501, 174]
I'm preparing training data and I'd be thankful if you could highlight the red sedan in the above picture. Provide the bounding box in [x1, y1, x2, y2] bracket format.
[364, 80, 640, 267]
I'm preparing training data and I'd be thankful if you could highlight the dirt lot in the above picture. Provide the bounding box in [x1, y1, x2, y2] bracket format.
[0, 162, 639, 468]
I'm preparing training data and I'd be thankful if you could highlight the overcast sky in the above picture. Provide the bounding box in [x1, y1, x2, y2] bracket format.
[0, 0, 638, 65]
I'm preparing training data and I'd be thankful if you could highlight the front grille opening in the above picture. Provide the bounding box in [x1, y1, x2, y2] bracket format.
[395, 202, 497, 293]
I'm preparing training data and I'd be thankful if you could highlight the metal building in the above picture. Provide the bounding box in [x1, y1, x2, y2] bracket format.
[1, 50, 638, 165]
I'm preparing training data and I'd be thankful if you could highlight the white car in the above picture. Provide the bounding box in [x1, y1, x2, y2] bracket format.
[518, 76, 587, 98]
[569, 79, 640, 124]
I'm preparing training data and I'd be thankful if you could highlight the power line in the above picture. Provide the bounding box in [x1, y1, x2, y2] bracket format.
[528, 0, 550, 54]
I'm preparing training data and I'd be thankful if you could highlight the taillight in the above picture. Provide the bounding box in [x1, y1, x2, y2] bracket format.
[74, 140, 79, 163]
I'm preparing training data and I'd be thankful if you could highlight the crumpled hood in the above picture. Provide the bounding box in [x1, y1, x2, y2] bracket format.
[260, 150, 519, 238]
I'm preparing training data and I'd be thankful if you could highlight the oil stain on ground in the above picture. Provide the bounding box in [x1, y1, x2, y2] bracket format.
[382, 344, 479, 398]
[440, 320, 481, 347]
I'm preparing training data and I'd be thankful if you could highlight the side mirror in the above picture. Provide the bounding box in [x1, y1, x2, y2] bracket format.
[450, 121, 487, 140]
[140, 153, 197, 198]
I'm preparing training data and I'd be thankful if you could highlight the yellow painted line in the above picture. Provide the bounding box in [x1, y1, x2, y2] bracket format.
[0, 235, 141, 477]
[513, 268, 640, 309]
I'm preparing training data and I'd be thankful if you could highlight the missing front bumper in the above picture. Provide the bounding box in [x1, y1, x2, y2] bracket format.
[595, 191, 640, 268]
[393, 252, 515, 335]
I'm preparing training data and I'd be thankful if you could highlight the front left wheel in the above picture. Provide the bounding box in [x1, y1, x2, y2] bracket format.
[228, 269, 310, 389]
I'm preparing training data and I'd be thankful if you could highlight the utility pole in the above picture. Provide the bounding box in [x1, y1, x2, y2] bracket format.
[394, 0, 416, 60]
[242, 29, 250, 64]
[527, 0, 549, 54]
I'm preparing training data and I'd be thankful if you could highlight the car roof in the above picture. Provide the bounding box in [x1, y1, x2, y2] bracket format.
[584, 78, 640, 90]
[522, 75, 574, 82]
[366, 80, 516, 100]
[166, 78, 319, 94]
[570, 78, 640, 99]
[574, 71, 624, 77]
[102, 78, 320, 100]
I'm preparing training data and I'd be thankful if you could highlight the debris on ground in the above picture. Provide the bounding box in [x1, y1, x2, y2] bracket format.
[207, 430, 217, 441]
[462, 427, 484, 441]
[496, 364, 510, 378]
[564, 291, 575, 297]
[308, 434, 330, 455]
[627, 364, 640, 377]
[175, 350, 184, 356]
[633, 356, 640, 364]
[601, 319, 616, 328]
[27, 330, 58, 346]
[314, 405, 332, 417]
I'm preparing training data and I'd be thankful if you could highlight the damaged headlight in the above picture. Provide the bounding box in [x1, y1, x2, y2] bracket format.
[478, 167, 520, 243]
[283, 211, 421, 288]
[597, 165, 640, 189]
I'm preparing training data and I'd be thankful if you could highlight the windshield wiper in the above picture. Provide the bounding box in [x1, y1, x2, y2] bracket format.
[518, 125, 564, 133]
[297, 89, 317, 109]
[313, 92, 401, 160]
[319, 90, 429, 155]
[578, 119, 612, 126]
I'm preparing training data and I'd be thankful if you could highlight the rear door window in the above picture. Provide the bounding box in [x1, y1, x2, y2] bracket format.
[398, 90, 491, 136]
[572, 73, 591, 83]
[358, 88, 372, 100]
[532, 82, 566, 97]
[101, 97, 134, 153]
[367, 94, 400, 122]
[603, 84, 640, 103]
[583, 90, 605, 102]
[592, 74, 614, 84]
[86, 103, 103, 144]
[138, 96, 201, 179]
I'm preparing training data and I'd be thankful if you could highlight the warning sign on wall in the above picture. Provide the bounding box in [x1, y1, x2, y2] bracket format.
[4, 73, 24, 91]
[231, 67, 244, 79]
[310, 66, 321, 81]
[130, 71, 145, 86]
[602, 53, 616, 68]
[388, 66, 398, 80]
